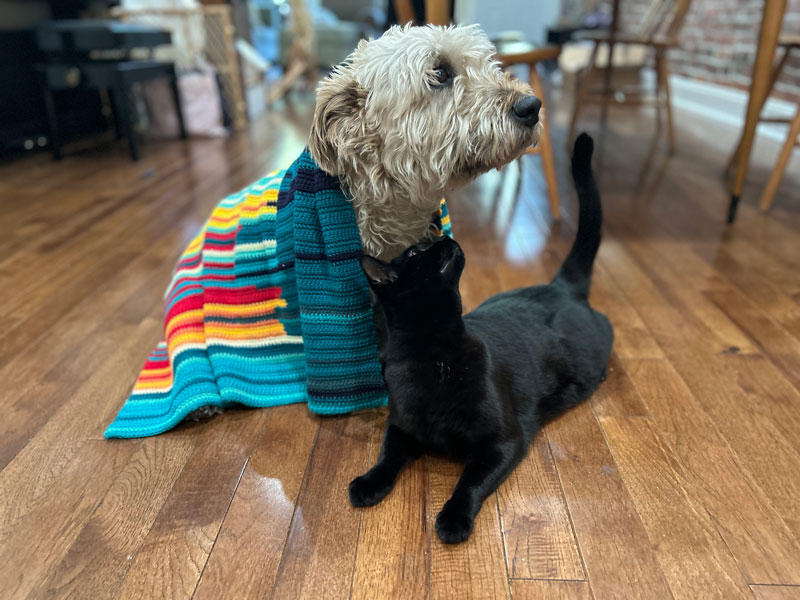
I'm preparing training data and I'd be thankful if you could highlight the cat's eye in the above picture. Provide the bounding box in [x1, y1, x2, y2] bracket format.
[407, 248, 418, 257]
[432, 63, 453, 87]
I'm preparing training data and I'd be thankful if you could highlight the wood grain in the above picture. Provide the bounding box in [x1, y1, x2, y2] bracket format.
[545, 405, 673, 600]
[193, 405, 320, 600]
[427, 456, 510, 600]
[625, 358, 800, 584]
[590, 353, 650, 417]
[31, 435, 198, 599]
[497, 434, 584, 580]
[600, 416, 753, 599]
[270, 412, 378, 600]
[751, 585, 800, 600]
[116, 410, 268, 600]
[351, 411, 430, 600]
[511, 579, 592, 600]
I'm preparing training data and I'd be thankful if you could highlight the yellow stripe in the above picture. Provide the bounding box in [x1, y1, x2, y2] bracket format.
[165, 309, 204, 338]
[204, 322, 285, 339]
[167, 330, 206, 354]
[204, 298, 287, 318]
[135, 377, 174, 390]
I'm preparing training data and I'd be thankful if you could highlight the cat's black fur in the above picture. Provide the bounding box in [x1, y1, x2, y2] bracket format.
[351, 133, 613, 544]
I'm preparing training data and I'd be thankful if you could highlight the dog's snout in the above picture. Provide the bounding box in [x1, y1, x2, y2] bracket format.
[512, 95, 542, 126]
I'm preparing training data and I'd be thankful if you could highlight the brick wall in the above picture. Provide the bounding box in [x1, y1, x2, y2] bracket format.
[622, 0, 800, 103]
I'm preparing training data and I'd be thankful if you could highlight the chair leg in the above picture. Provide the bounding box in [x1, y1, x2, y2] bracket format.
[111, 76, 139, 161]
[39, 71, 62, 161]
[567, 41, 599, 149]
[529, 65, 560, 220]
[600, 40, 616, 130]
[758, 106, 800, 213]
[656, 50, 675, 154]
[654, 51, 663, 134]
[169, 65, 187, 139]
[726, 47, 790, 175]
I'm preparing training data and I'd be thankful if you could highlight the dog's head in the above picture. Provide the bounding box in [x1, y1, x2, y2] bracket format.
[309, 24, 541, 209]
[360, 237, 466, 328]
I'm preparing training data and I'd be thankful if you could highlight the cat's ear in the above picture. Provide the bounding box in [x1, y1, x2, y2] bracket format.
[360, 255, 398, 286]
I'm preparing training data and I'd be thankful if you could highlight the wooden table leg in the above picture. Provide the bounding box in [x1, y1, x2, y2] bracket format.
[725, 47, 790, 174]
[727, 0, 787, 223]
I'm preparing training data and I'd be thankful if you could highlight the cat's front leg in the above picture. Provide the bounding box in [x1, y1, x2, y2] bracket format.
[349, 424, 421, 507]
[436, 440, 525, 544]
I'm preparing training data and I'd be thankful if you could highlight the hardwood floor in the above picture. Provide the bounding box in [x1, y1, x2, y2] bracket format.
[1, 90, 800, 600]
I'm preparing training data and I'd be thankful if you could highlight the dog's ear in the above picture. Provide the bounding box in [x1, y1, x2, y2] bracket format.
[309, 73, 368, 175]
[360, 255, 398, 286]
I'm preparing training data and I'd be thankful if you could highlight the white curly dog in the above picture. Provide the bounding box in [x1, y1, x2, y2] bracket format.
[308, 24, 543, 260]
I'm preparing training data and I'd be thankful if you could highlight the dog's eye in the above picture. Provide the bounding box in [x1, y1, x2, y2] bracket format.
[432, 63, 453, 87]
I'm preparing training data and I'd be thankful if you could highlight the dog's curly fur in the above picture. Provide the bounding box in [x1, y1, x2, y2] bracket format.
[309, 24, 542, 260]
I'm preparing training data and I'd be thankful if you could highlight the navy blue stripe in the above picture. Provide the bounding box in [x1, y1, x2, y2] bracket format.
[295, 249, 363, 262]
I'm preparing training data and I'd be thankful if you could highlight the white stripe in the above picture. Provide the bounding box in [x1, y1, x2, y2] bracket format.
[206, 335, 304, 348]
[202, 249, 235, 260]
[235, 239, 277, 252]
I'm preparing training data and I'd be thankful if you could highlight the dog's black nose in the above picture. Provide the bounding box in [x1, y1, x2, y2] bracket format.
[512, 95, 542, 126]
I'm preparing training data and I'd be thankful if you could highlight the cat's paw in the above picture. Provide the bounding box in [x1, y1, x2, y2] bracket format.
[435, 500, 475, 544]
[349, 474, 391, 507]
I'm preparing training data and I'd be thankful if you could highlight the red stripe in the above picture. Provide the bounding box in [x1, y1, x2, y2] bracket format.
[205, 285, 283, 304]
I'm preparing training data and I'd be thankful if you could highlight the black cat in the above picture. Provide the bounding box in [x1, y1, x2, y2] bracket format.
[351, 133, 613, 544]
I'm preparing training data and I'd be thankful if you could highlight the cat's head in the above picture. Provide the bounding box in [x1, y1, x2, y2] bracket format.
[360, 237, 465, 329]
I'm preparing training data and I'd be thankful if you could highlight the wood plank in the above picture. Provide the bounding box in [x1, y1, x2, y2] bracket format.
[270, 412, 378, 600]
[31, 434, 197, 599]
[428, 457, 510, 600]
[619, 238, 758, 355]
[705, 287, 800, 392]
[498, 434, 584, 580]
[193, 405, 320, 600]
[590, 353, 650, 417]
[116, 409, 268, 600]
[751, 585, 800, 600]
[666, 352, 800, 540]
[599, 416, 754, 599]
[546, 404, 673, 599]
[625, 358, 800, 584]
[351, 411, 430, 600]
[511, 579, 592, 600]
[590, 263, 665, 360]
[692, 244, 800, 343]
[0, 315, 162, 532]
[0, 237, 180, 466]
[0, 439, 137, 600]
[708, 238, 800, 301]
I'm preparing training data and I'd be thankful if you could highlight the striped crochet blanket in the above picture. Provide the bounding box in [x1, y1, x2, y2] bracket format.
[105, 149, 450, 438]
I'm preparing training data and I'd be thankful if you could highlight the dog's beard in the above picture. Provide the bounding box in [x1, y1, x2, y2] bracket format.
[453, 120, 542, 181]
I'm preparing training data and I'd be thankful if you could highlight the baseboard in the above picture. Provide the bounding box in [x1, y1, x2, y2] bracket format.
[641, 69, 796, 143]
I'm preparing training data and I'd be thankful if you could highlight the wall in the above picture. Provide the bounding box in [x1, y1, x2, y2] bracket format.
[625, 0, 800, 103]
[455, 0, 562, 45]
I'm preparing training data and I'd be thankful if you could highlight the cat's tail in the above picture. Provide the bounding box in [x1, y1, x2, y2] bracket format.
[554, 133, 602, 299]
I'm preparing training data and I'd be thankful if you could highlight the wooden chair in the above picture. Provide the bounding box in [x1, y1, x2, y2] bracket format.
[496, 42, 563, 220]
[725, 35, 800, 212]
[567, 0, 692, 152]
